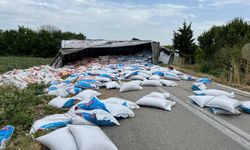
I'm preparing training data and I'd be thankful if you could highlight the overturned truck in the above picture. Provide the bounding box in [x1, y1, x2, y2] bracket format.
[51, 39, 161, 68]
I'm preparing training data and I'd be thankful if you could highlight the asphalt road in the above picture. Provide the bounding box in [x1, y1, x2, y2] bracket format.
[101, 80, 250, 150]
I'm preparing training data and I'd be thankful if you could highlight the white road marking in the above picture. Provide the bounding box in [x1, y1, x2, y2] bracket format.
[213, 83, 250, 96]
[157, 87, 250, 150]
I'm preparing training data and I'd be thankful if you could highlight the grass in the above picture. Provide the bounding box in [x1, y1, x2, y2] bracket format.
[0, 85, 65, 150]
[0, 56, 52, 74]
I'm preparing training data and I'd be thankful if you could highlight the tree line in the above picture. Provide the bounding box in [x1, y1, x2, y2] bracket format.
[0, 25, 86, 57]
[172, 18, 250, 85]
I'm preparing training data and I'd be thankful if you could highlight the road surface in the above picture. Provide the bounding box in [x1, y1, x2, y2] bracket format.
[101, 80, 250, 150]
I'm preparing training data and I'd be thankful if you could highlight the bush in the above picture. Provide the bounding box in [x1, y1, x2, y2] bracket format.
[0, 25, 86, 58]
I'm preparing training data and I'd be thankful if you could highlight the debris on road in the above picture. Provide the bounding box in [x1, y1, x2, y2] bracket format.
[239, 101, 250, 113]
[21, 62, 183, 149]
[197, 77, 212, 84]
[75, 109, 120, 126]
[136, 92, 176, 111]
[193, 89, 235, 97]
[188, 95, 215, 108]
[192, 82, 207, 91]
[3, 46, 244, 149]
[209, 107, 241, 115]
[101, 97, 140, 110]
[189, 80, 250, 115]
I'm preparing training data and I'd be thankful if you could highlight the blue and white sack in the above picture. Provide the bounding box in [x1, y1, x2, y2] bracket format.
[164, 72, 180, 81]
[152, 71, 165, 76]
[29, 114, 72, 134]
[75, 97, 109, 112]
[75, 80, 98, 89]
[197, 78, 212, 84]
[48, 97, 80, 109]
[239, 101, 250, 113]
[76, 109, 119, 126]
[0, 125, 14, 150]
[66, 86, 82, 95]
[192, 82, 206, 91]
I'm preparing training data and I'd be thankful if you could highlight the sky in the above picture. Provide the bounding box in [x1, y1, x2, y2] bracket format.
[0, 0, 249, 45]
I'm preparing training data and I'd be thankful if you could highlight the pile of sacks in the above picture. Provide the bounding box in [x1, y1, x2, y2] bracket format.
[31, 88, 176, 149]
[44, 63, 199, 98]
[31, 89, 138, 149]
[0, 62, 189, 149]
[190, 80, 250, 115]
[0, 62, 195, 90]
[74, 51, 152, 65]
[0, 65, 73, 89]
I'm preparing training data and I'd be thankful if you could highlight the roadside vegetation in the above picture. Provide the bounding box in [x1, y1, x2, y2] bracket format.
[0, 84, 64, 149]
[172, 18, 250, 87]
[0, 56, 52, 74]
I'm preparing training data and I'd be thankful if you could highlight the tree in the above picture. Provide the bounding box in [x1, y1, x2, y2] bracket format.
[38, 24, 61, 33]
[197, 17, 250, 84]
[242, 43, 250, 85]
[0, 25, 86, 57]
[13, 26, 38, 56]
[173, 21, 196, 64]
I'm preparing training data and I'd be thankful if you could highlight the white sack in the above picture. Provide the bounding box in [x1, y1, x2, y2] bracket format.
[36, 127, 78, 150]
[71, 115, 94, 125]
[206, 96, 241, 113]
[68, 125, 118, 150]
[95, 76, 111, 82]
[159, 80, 177, 87]
[188, 95, 215, 108]
[148, 75, 161, 80]
[141, 80, 162, 87]
[210, 107, 241, 115]
[48, 97, 67, 108]
[130, 75, 145, 81]
[147, 92, 170, 99]
[102, 81, 120, 89]
[105, 103, 134, 118]
[136, 97, 176, 111]
[48, 97, 79, 108]
[164, 72, 180, 81]
[47, 88, 68, 97]
[119, 81, 143, 92]
[102, 97, 140, 109]
[74, 89, 101, 100]
[194, 89, 234, 98]
[129, 80, 143, 85]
